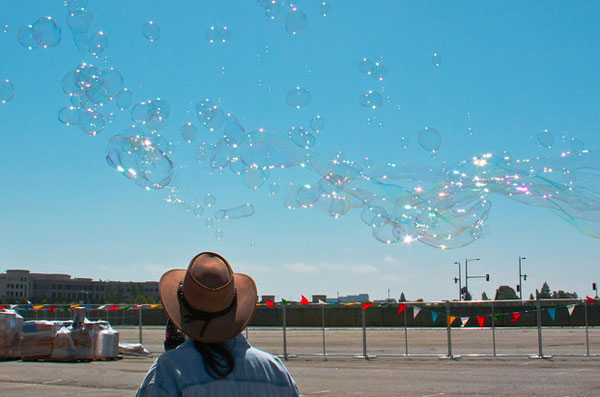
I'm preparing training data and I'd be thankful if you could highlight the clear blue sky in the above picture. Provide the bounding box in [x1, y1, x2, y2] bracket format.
[1, 0, 599, 302]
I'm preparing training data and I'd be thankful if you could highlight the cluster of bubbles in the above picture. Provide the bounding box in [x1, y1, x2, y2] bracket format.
[17, 16, 62, 50]
[206, 26, 231, 44]
[256, 0, 308, 35]
[58, 62, 129, 135]
[7, 2, 599, 248]
[0, 80, 15, 104]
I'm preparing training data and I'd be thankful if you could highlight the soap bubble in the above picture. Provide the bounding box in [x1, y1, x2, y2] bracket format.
[359, 90, 382, 109]
[400, 136, 410, 149]
[269, 181, 280, 196]
[217, 26, 231, 43]
[215, 229, 224, 239]
[295, 185, 320, 208]
[288, 126, 316, 149]
[223, 114, 246, 142]
[116, 88, 133, 111]
[285, 8, 307, 34]
[67, 8, 93, 33]
[264, 1, 281, 19]
[32, 17, 62, 48]
[570, 138, 585, 153]
[205, 217, 213, 228]
[204, 193, 216, 207]
[58, 106, 80, 125]
[78, 108, 105, 135]
[88, 31, 108, 56]
[181, 122, 198, 143]
[17, 25, 39, 50]
[215, 203, 255, 220]
[206, 26, 218, 43]
[206, 26, 230, 44]
[371, 62, 388, 81]
[193, 204, 204, 217]
[286, 87, 311, 108]
[196, 99, 225, 131]
[105, 129, 174, 190]
[142, 21, 160, 42]
[100, 67, 124, 98]
[536, 129, 554, 148]
[0, 79, 15, 104]
[320, 2, 330, 16]
[242, 167, 266, 189]
[358, 58, 374, 75]
[418, 127, 441, 152]
[310, 115, 325, 133]
[432, 53, 441, 67]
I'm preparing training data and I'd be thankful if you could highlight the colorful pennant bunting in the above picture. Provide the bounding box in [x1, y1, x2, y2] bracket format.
[397, 303, 407, 315]
[460, 317, 469, 327]
[33, 305, 44, 310]
[511, 312, 521, 323]
[493, 314, 501, 322]
[448, 315, 456, 325]
[317, 299, 327, 305]
[265, 299, 276, 307]
[282, 299, 290, 305]
[150, 304, 161, 309]
[108, 305, 119, 311]
[301, 295, 310, 305]
[567, 304, 576, 317]
[547, 307, 556, 321]
[70, 304, 79, 308]
[431, 311, 439, 323]
[361, 302, 373, 310]
[62, 306, 69, 312]
[586, 296, 597, 304]
[48, 305, 57, 313]
[477, 316, 486, 328]
[413, 307, 421, 319]
[0, 305, 6, 310]
[123, 305, 132, 311]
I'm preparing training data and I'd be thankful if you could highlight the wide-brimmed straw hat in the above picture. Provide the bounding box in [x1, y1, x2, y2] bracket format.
[159, 252, 257, 343]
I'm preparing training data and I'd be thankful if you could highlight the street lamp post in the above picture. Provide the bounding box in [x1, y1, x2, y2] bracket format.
[518, 256, 527, 300]
[464, 258, 480, 296]
[453, 261, 462, 301]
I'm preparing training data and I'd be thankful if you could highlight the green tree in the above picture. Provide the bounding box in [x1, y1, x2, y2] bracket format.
[539, 282, 552, 299]
[495, 285, 519, 300]
[399, 292, 406, 302]
[481, 292, 489, 300]
[529, 293, 534, 300]
[552, 290, 578, 299]
[461, 287, 472, 301]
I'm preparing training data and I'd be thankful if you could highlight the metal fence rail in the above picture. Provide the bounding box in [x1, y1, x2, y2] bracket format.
[3, 297, 599, 359]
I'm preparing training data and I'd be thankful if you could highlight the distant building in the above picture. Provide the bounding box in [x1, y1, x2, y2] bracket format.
[326, 293, 370, 304]
[260, 295, 275, 303]
[0, 269, 159, 304]
[312, 294, 327, 303]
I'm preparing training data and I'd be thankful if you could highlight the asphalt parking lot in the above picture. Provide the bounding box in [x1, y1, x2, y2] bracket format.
[1, 326, 599, 396]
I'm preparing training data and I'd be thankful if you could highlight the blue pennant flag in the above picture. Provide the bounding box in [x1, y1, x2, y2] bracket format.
[431, 311, 439, 323]
[547, 307, 556, 321]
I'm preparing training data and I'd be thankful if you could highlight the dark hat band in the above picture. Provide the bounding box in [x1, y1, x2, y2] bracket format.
[177, 281, 238, 337]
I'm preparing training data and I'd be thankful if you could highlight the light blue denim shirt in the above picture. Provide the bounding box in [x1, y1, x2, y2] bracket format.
[136, 334, 299, 396]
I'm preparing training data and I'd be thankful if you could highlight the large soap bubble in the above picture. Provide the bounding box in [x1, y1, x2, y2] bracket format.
[359, 90, 382, 109]
[88, 31, 108, 56]
[142, 21, 160, 42]
[286, 87, 311, 108]
[536, 129, 554, 148]
[285, 8, 307, 34]
[106, 127, 174, 190]
[0, 79, 15, 104]
[196, 99, 225, 131]
[78, 108, 105, 135]
[418, 127, 441, 152]
[32, 17, 62, 48]
[67, 8, 93, 33]
[17, 25, 39, 50]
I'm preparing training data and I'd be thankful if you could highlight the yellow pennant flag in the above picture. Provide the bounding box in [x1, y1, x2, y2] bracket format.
[448, 315, 456, 325]
[344, 302, 358, 306]
[70, 304, 79, 308]
[150, 304, 161, 309]
[33, 305, 44, 310]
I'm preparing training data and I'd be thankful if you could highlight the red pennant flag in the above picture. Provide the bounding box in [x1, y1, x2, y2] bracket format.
[0, 305, 6, 310]
[108, 305, 120, 311]
[397, 303, 407, 315]
[586, 296, 597, 304]
[361, 302, 373, 310]
[48, 305, 57, 313]
[511, 312, 521, 323]
[134, 305, 142, 310]
[301, 295, 310, 305]
[265, 299, 276, 307]
[477, 316, 486, 328]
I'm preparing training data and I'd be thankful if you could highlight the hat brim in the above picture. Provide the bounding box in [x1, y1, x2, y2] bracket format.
[159, 269, 257, 343]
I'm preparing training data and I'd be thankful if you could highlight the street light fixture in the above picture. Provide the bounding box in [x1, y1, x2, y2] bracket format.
[518, 256, 528, 300]
[464, 258, 480, 296]
[453, 261, 462, 301]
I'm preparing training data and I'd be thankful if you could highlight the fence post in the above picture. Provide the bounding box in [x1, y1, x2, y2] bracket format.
[584, 299, 589, 357]
[282, 303, 288, 361]
[404, 305, 408, 356]
[138, 307, 143, 344]
[445, 301, 452, 358]
[536, 296, 543, 357]
[361, 308, 367, 359]
[491, 301, 496, 357]
[321, 305, 326, 358]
